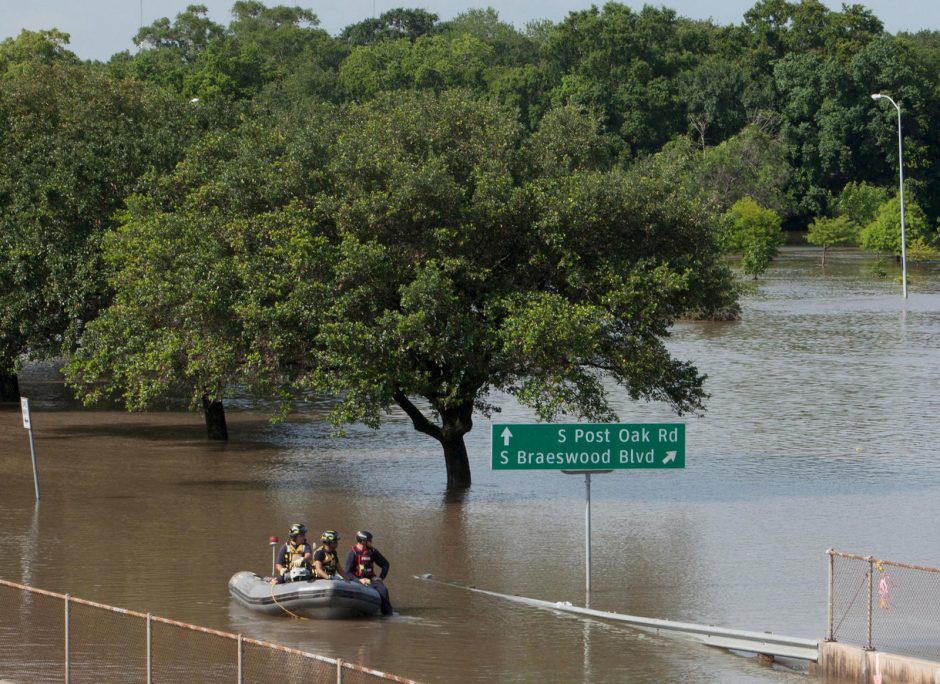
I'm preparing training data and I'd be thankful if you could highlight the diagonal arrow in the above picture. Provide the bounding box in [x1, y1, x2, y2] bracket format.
[501, 427, 513, 446]
[663, 451, 677, 465]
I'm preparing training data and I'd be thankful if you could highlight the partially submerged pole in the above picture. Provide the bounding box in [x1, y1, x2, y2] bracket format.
[21, 398, 40, 501]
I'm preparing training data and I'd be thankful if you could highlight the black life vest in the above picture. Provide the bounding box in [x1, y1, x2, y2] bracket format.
[351, 544, 374, 578]
[316, 546, 339, 575]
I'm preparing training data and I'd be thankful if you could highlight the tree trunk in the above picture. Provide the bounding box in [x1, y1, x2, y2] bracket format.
[202, 395, 228, 441]
[393, 389, 474, 490]
[441, 434, 472, 489]
[0, 373, 20, 402]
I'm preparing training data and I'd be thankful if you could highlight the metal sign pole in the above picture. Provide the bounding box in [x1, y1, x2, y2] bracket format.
[21, 398, 40, 501]
[585, 473, 592, 601]
[563, 469, 611, 608]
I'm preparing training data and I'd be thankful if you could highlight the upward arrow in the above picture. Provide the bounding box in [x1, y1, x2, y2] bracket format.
[501, 427, 513, 446]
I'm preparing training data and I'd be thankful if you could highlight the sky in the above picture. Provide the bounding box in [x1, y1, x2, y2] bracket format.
[1, 1, 939, 62]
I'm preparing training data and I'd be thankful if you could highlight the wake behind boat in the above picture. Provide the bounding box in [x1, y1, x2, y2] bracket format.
[228, 571, 382, 619]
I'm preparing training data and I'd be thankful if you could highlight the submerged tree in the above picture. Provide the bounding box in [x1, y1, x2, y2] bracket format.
[805, 215, 857, 264]
[68, 90, 736, 488]
[721, 197, 785, 277]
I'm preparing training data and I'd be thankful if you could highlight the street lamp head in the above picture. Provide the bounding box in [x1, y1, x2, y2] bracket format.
[871, 93, 882, 100]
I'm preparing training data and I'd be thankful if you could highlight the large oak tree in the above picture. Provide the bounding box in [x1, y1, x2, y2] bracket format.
[67, 91, 735, 487]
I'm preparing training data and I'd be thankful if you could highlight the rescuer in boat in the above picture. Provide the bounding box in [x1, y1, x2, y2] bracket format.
[312, 530, 351, 581]
[345, 530, 393, 615]
[273, 523, 314, 584]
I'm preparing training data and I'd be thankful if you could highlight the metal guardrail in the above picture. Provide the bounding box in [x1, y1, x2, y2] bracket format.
[415, 574, 819, 662]
[0, 578, 420, 683]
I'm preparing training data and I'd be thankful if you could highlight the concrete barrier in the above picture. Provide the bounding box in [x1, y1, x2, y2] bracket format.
[813, 641, 940, 683]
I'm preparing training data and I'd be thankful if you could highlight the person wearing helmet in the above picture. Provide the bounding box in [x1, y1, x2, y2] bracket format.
[273, 523, 313, 584]
[345, 530, 393, 615]
[312, 530, 350, 581]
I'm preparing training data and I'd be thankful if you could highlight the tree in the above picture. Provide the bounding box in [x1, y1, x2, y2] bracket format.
[834, 181, 889, 227]
[0, 29, 79, 72]
[542, 4, 706, 155]
[805, 216, 857, 264]
[859, 196, 934, 254]
[309, 91, 736, 487]
[64, 107, 331, 438]
[679, 56, 747, 147]
[0, 59, 194, 400]
[339, 33, 494, 99]
[340, 8, 439, 46]
[438, 8, 538, 67]
[69, 90, 737, 488]
[721, 197, 785, 277]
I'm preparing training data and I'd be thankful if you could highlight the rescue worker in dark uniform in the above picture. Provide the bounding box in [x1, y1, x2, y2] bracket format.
[344, 530, 393, 615]
[273, 523, 313, 584]
[312, 530, 350, 581]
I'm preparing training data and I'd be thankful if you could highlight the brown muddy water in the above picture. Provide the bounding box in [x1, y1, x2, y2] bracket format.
[2, 246, 940, 683]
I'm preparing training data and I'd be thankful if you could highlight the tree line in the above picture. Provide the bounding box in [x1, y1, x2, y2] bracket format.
[1, 1, 938, 487]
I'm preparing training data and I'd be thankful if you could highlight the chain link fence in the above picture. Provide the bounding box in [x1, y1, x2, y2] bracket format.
[827, 549, 940, 661]
[0, 579, 419, 683]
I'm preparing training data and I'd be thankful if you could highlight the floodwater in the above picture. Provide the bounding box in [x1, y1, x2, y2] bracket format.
[1, 246, 939, 683]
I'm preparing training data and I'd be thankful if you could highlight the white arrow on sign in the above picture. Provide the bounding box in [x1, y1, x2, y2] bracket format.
[662, 451, 676, 465]
[500, 427, 513, 446]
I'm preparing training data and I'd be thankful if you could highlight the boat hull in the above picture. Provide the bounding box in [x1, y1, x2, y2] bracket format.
[228, 571, 382, 619]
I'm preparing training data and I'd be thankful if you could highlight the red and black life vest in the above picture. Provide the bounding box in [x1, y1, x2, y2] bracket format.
[351, 544, 374, 579]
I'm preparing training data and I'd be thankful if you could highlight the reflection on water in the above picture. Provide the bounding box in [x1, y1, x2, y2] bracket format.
[1, 247, 939, 683]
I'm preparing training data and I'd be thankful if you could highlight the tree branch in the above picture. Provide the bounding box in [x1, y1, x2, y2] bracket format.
[393, 389, 443, 441]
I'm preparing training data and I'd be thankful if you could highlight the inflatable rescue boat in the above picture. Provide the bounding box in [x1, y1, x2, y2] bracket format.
[228, 571, 382, 619]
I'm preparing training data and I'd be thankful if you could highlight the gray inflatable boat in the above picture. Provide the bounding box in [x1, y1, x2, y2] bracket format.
[228, 571, 382, 619]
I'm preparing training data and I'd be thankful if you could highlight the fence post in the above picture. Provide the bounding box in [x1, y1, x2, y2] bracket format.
[337, 658, 343, 684]
[146, 613, 152, 684]
[237, 634, 243, 684]
[826, 549, 834, 641]
[866, 557, 874, 651]
[64, 594, 70, 684]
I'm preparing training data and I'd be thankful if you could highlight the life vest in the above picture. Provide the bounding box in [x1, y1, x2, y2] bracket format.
[316, 546, 339, 575]
[351, 544, 374, 579]
[284, 541, 311, 570]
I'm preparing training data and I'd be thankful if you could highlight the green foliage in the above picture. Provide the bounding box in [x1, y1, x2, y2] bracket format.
[834, 181, 889, 226]
[0, 61, 195, 373]
[526, 104, 611, 176]
[680, 55, 747, 146]
[805, 216, 858, 263]
[339, 34, 494, 99]
[859, 196, 935, 254]
[0, 29, 79, 73]
[66, 89, 736, 486]
[721, 197, 785, 277]
[697, 126, 792, 215]
[806, 215, 857, 247]
[340, 8, 439, 46]
[541, 4, 707, 155]
[120, 2, 343, 103]
[438, 9, 538, 67]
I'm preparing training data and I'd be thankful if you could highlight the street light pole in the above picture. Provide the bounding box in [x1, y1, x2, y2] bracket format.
[871, 93, 908, 298]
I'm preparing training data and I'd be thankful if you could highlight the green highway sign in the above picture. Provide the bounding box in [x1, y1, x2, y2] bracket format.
[491, 423, 685, 470]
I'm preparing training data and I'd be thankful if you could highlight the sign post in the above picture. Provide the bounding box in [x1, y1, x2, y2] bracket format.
[492, 423, 686, 606]
[562, 469, 612, 607]
[21, 397, 40, 501]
